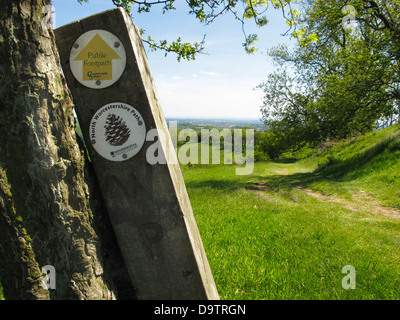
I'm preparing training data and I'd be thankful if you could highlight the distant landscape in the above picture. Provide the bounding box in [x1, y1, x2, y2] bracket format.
[165, 118, 268, 132]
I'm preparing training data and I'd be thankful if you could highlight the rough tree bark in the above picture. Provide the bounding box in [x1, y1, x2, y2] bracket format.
[0, 0, 135, 299]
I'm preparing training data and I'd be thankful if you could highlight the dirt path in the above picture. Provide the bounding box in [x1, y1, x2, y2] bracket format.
[250, 181, 400, 219]
[246, 183, 273, 199]
[294, 186, 400, 220]
[247, 162, 400, 220]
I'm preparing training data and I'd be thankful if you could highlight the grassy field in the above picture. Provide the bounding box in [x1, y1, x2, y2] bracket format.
[182, 125, 400, 299]
[1, 125, 399, 300]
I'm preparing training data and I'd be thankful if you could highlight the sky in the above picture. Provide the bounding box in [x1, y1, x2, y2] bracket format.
[52, 0, 295, 120]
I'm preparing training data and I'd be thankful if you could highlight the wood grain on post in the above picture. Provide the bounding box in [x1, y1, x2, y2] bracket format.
[55, 7, 219, 300]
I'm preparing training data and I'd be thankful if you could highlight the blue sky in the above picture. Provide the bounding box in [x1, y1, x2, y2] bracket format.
[53, 0, 295, 120]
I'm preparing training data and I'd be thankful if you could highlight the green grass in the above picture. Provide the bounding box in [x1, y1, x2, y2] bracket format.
[0, 282, 3, 300]
[182, 125, 400, 300]
[1, 125, 399, 300]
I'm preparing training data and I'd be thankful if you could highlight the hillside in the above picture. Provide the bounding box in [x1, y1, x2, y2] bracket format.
[182, 125, 400, 299]
[297, 124, 400, 211]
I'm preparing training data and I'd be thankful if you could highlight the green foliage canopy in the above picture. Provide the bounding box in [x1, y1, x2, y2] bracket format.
[78, 0, 297, 60]
[258, 0, 400, 157]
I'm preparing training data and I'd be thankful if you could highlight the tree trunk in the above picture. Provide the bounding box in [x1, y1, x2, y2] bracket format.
[0, 0, 135, 299]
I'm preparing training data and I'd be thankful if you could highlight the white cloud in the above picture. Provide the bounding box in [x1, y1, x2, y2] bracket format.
[199, 71, 221, 77]
[154, 75, 264, 119]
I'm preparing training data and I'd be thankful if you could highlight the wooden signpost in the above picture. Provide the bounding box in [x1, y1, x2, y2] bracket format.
[55, 8, 219, 300]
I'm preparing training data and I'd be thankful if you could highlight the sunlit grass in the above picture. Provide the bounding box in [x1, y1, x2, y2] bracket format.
[1, 125, 398, 300]
[182, 125, 400, 300]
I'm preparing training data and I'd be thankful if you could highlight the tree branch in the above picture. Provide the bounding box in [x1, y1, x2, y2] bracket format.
[363, 0, 392, 30]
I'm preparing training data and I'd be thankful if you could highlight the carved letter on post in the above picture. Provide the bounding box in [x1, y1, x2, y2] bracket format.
[55, 8, 219, 300]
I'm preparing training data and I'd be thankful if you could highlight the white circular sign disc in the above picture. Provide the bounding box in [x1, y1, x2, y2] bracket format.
[70, 30, 126, 89]
[89, 103, 146, 161]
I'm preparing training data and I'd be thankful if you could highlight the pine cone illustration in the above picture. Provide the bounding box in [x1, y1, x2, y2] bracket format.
[104, 114, 131, 146]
